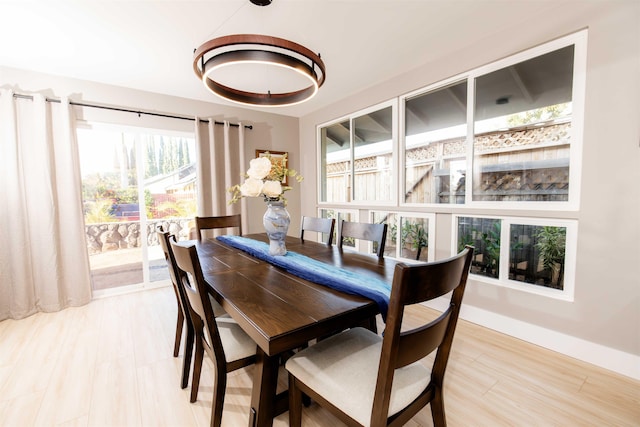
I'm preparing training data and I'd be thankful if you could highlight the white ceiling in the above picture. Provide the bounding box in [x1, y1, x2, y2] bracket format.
[0, 0, 582, 118]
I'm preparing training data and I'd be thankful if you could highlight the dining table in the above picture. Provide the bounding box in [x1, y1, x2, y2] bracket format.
[193, 233, 399, 427]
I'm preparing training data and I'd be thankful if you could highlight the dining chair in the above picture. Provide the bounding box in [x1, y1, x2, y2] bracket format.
[157, 227, 194, 389]
[338, 219, 388, 258]
[300, 216, 335, 245]
[158, 228, 230, 388]
[195, 214, 242, 241]
[286, 246, 474, 427]
[170, 237, 257, 427]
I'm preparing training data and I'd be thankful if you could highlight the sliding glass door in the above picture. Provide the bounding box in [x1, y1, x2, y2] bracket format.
[77, 125, 197, 293]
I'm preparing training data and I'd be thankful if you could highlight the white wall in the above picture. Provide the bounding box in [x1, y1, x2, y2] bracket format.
[0, 66, 301, 235]
[299, 2, 640, 378]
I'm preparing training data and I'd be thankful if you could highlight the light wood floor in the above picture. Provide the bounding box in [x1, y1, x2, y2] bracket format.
[0, 285, 638, 426]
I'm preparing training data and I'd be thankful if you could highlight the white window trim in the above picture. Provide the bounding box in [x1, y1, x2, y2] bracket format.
[398, 29, 587, 212]
[399, 76, 469, 209]
[317, 31, 586, 303]
[397, 212, 436, 262]
[452, 214, 577, 301]
[317, 206, 359, 244]
[317, 99, 398, 208]
[77, 123, 196, 296]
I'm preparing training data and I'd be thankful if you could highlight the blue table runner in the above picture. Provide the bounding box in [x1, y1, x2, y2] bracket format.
[216, 235, 391, 318]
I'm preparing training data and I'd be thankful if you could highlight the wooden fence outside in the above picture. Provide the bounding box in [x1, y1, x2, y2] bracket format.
[325, 121, 571, 203]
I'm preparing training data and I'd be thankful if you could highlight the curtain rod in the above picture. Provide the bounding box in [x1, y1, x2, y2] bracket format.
[11, 92, 253, 130]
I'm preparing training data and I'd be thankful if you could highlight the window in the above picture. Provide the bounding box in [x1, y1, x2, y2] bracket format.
[322, 33, 585, 209]
[318, 208, 356, 246]
[371, 211, 396, 258]
[399, 31, 585, 209]
[457, 216, 502, 279]
[317, 31, 585, 299]
[320, 120, 350, 203]
[404, 80, 467, 204]
[353, 106, 394, 203]
[320, 209, 393, 257]
[509, 223, 567, 289]
[472, 45, 575, 203]
[78, 125, 197, 293]
[384, 212, 435, 262]
[319, 101, 396, 204]
[454, 215, 576, 300]
[322, 209, 436, 262]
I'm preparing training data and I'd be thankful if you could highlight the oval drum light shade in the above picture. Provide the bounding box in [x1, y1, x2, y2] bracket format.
[193, 34, 326, 107]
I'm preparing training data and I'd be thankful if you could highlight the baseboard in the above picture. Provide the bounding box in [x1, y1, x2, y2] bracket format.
[92, 280, 171, 299]
[424, 299, 640, 381]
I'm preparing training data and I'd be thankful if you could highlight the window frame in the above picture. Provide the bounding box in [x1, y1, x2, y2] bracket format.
[317, 207, 359, 245]
[371, 210, 436, 262]
[317, 99, 398, 208]
[399, 75, 470, 207]
[77, 121, 197, 295]
[398, 30, 587, 211]
[315, 30, 586, 301]
[452, 214, 577, 301]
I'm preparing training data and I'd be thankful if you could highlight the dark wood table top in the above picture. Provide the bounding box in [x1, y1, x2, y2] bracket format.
[196, 233, 396, 356]
[193, 233, 398, 427]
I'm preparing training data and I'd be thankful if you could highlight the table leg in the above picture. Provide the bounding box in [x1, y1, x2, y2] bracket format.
[248, 348, 281, 427]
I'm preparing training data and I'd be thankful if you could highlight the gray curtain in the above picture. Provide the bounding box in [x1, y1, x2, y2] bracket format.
[0, 90, 92, 320]
[194, 119, 246, 232]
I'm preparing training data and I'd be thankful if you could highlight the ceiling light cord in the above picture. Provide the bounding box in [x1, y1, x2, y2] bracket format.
[206, 1, 249, 41]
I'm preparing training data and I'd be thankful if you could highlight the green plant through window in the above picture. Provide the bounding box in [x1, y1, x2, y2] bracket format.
[535, 226, 566, 274]
[508, 224, 566, 290]
[458, 217, 501, 279]
[400, 220, 428, 261]
[459, 218, 568, 290]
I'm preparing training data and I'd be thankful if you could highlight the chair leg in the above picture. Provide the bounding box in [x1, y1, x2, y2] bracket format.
[430, 387, 447, 427]
[288, 374, 303, 427]
[210, 368, 227, 427]
[174, 310, 184, 357]
[190, 337, 204, 403]
[181, 323, 195, 389]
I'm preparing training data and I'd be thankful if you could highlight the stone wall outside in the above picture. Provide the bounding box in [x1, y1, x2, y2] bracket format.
[85, 218, 193, 255]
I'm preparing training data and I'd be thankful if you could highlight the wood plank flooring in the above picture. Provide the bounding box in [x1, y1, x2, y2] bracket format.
[0, 285, 638, 426]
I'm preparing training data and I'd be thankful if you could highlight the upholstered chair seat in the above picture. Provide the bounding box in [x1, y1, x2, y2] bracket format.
[286, 327, 430, 426]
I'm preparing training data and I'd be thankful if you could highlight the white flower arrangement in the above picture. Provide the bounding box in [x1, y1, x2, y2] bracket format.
[228, 152, 303, 204]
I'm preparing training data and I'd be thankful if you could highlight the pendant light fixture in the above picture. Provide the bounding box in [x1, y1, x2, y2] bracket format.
[193, 1, 326, 107]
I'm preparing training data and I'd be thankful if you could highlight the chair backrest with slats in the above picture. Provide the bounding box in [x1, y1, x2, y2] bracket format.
[157, 227, 191, 318]
[370, 246, 474, 424]
[195, 214, 242, 241]
[338, 220, 388, 258]
[157, 227, 180, 292]
[170, 237, 227, 367]
[300, 216, 335, 245]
